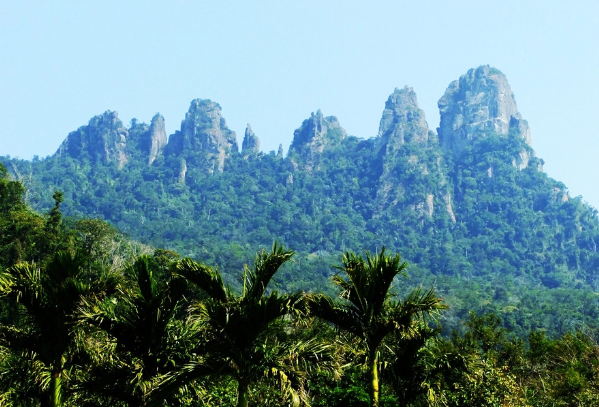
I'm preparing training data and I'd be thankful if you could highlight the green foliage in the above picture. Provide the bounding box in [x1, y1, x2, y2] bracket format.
[311, 248, 445, 406]
[0, 250, 119, 406]
[4, 125, 599, 337]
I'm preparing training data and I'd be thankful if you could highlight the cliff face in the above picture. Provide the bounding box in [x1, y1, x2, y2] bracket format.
[288, 110, 346, 171]
[167, 99, 238, 172]
[438, 65, 532, 169]
[148, 114, 167, 165]
[55, 111, 129, 168]
[378, 86, 429, 148]
[375, 87, 455, 221]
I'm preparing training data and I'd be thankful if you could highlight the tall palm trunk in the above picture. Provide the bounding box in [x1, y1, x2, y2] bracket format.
[50, 370, 61, 407]
[369, 349, 379, 407]
[237, 379, 249, 407]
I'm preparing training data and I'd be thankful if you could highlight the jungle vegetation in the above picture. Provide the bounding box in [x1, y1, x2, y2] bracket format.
[3, 163, 599, 406]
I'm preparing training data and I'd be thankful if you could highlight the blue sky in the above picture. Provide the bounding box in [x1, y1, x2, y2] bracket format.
[1, 1, 598, 208]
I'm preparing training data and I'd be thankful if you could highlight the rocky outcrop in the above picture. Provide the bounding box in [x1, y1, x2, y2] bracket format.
[374, 87, 455, 221]
[241, 124, 260, 155]
[167, 99, 238, 172]
[55, 110, 128, 168]
[378, 86, 429, 149]
[438, 65, 532, 168]
[288, 110, 346, 170]
[148, 114, 167, 165]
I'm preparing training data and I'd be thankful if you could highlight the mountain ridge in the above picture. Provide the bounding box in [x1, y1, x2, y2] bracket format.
[3, 65, 598, 336]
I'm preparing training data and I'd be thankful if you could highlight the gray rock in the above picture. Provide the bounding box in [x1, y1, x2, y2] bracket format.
[148, 114, 167, 165]
[289, 110, 346, 170]
[241, 124, 260, 154]
[167, 99, 238, 172]
[374, 87, 455, 222]
[378, 86, 429, 149]
[438, 65, 532, 168]
[55, 110, 129, 169]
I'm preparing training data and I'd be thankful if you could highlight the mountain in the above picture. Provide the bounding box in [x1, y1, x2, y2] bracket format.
[4, 65, 599, 336]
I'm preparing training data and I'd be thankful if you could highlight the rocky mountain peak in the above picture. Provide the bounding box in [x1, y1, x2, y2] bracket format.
[167, 99, 238, 172]
[288, 110, 347, 171]
[378, 86, 429, 147]
[241, 124, 260, 154]
[55, 110, 128, 168]
[290, 110, 346, 148]
[288, 110, 346, 170]
[438, 65, 532, 167]
[374, 87, 455, 222]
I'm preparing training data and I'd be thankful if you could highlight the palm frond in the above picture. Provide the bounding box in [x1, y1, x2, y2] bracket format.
[307, 293, 364, 338]
[176, 258, 228, 302]
[246, 242, 295, 301]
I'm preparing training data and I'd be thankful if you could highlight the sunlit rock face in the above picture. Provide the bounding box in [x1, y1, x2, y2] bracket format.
[378, 86, 429, 149]
[167, 99, 238, 172]
[148, 114, 167, 165]
[374, 86, 455, 222]
[438, 65, 532, 168]
[288, 109, 346, 171]
[55, 110, 129, 168]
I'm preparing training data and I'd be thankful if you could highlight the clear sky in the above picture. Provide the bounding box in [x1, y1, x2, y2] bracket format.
[1, 1, 598, 208]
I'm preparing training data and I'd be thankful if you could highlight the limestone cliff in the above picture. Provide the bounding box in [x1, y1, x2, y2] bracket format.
[55, 110, 128, 168]
[167, 99, 238, 172]
[288, 110, 346, 171]
[438, 65, 532, 169]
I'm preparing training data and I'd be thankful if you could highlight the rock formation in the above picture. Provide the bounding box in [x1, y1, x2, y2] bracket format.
[241, 124, 260, 154]
[167, 99, 238, 172]
[288, 110, 346, 170]
[148, 114, 167, 165]
[374, 87, 454, 221]
[438, 65, 532, 169]
[378, 86, 429, 149]
[55, 110, 129, 168]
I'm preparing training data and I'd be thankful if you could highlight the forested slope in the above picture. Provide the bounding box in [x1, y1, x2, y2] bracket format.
[3, 65, 599, 336]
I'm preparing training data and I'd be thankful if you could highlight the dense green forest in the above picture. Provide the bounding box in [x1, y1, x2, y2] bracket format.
[4, 65, 599, 404]
[3, 66, 599, 339]
[4, 162, 599, 406]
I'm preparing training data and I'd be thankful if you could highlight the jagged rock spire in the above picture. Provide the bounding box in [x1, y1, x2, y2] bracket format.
[241, 124, 260, 154]
[374, 86, 455, 222]
[289, 110, 346, 171]
[438, 65, 532, 168]
[378, 86, 429, 149]
[167, 99, 238, 172]
[55, 110, 129, 169]
[148, 114, 167, 165]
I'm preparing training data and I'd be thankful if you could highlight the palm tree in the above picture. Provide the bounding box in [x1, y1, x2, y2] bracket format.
[77, 254, 195, 406]
[0, 250, 118, 407]
[309, 247, 446, 407]
[167, 243, 340, 407]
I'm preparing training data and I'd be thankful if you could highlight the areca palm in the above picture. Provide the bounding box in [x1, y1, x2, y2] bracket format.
[310, 248, 446, 407]
[0, 250, 118, 407]
[77, 255, 195, 406]
[168, 243, 339, 407]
